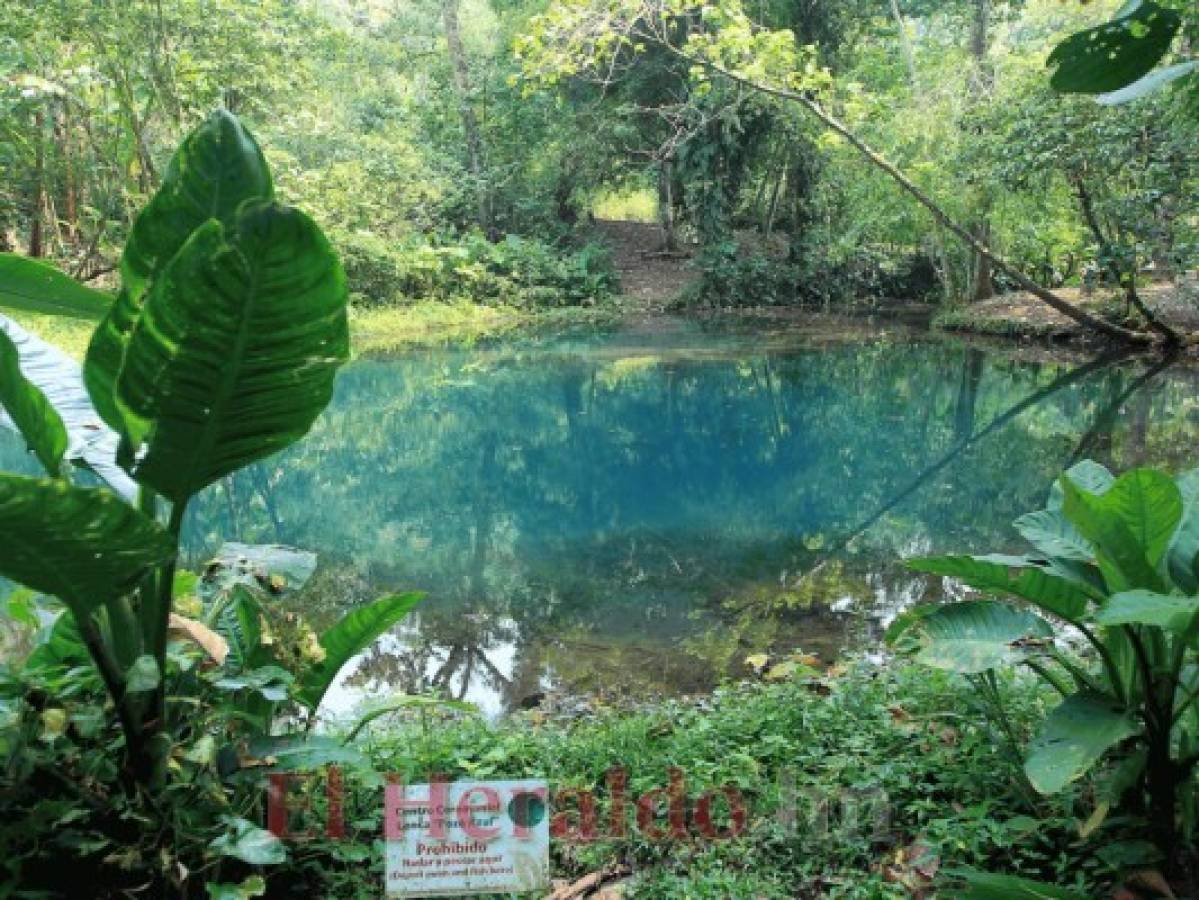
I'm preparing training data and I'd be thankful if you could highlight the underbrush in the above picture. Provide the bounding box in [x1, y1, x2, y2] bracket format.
[681, 243, 940, 310]
[338, 230, 618, 309]
[283, 663, 1120, 898]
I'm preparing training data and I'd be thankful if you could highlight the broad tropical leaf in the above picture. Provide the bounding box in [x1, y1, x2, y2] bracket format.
[244, 734, 369, 771]
[202, 543, 318, 599]
[1047, 459, 1113, 511]
[298, 592, 424, 710]
[943, 868, 1088, 899]
[1168, 467, 1199, 593]
[114, 201, 348, 503]
[0, 474, 174, 620]
[0, 315, 136, 497]
[26, 609, 88, 671]
[1096, 590, 1199, 633]
[901, 600, 1053, 674]
[1061, 471, 1178, 592]
[210, 817, 286, 866]
[1012, 509, 1094, 563]
[1024, 691, 1139, 794]
[85, 109, 273, 434]
[1048, 1, 1182, 94]
[0, 328, 67, 476]
[0, 254, 110, 320]
[906, 555, 1094, 622]
[1098, 60, 1197, 105]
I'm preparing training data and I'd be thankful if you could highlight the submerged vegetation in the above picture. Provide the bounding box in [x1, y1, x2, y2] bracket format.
[0, 0, 1197, 896]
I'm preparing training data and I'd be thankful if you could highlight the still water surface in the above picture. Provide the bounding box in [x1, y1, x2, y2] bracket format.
[8, 320, 1199, 717]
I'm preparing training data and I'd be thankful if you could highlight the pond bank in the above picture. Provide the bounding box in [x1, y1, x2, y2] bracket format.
[932, 282, 1199, 349]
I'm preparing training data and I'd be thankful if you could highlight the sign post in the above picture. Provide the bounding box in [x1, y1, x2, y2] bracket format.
[385, 779, 550, 897]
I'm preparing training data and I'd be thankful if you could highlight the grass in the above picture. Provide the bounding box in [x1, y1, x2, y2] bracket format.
[590, 187, 660, 224]
[1, 308, 97, 358]
[1, 300, 627, 360]
[281, 662, 1114, 899]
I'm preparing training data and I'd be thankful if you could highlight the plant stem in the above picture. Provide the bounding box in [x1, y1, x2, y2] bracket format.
[140, 498, 187, 790]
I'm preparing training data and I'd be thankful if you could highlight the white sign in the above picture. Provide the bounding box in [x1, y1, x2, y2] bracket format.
[385, 779, 550, 897]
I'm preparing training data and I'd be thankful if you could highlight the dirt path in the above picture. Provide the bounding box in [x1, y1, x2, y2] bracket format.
[593, 219, 698, 307]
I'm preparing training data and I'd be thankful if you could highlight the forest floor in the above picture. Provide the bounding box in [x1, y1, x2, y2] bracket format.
[934, 281, 1199, 342]
[593, 219, 698, 307]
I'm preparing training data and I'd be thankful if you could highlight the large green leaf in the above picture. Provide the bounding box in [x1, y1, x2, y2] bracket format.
[0, 474, 174, 620]
[1048, 1, 1182, 94]
[1047, 459, 1113, 511]
[1024, 691, 1139, 795]
[297, 592, 424, 710]
[1012, 509, 1094, 563]
[1168, 467, 1199, 593]
[906, 555, 1093, 622]
[0, 254, 110, 320]
[1, 315, 136, 497]
[1096, 589, 1199, 633]
[210, 817, 286, 866]
[114, 201, 348, 503]
[902, 600, 1053, 674]
[244, 734, 370, 771]
[85, 109, 273, 434]
[0, 328, 67, 476]
[202, 543, 318, 599]
[26, 609, 89, 671]
[943, 868, 1088, 899]
[1061, 470, 1179, 592]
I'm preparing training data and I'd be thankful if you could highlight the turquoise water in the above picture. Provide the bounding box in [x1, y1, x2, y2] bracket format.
[5, 321, 1198, 714]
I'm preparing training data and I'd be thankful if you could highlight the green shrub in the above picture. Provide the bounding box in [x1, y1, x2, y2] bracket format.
[337, 230, 617, 308]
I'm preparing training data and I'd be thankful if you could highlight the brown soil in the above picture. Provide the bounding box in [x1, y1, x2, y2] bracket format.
[942, 282, 1199, 340]
[593, 219, 698, 307]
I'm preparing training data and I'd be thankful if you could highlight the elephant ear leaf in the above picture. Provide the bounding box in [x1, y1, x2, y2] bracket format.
[1024, 691, 1139, 795]
[0, 329, 67, 477]
[892, 599, 1053, 674]
[297, 592, 424, 711]
[907, 554, 1094, 623]
[1061, 468, 1180, 591]
[0, 474, 174, 621]
[114, 200, 348, 503]
[1048, 1, 1181, 94]
[85, 109, 273, 434]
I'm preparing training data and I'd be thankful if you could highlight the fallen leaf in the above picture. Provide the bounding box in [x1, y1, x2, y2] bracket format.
[169, 614, 229, 665]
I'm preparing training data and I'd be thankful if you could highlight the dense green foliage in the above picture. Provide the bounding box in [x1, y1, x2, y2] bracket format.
[3, 0, 1195, 316]
[1, 0, 1199, 896]
[234, 662, 1144, 898]
[0, 112, 424, 895]
[893, 459, 1199, 887]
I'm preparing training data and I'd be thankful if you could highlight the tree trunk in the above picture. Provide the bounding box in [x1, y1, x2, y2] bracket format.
[1072, 174, 1178, 343]
[29, 110, 45, 258]
[442, 0, 492, 235]
[657, 158, 679, 251]
[668, 47, 1156, 344]
[970, 221, 994, 301]
[967, 0, 994, 301]
[888, 0, 956, 301]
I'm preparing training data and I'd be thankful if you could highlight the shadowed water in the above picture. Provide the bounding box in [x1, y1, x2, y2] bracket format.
[4, 320, 1198, 717]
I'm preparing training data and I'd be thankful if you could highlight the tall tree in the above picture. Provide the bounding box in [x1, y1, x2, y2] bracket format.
[442, 0, 493, 234]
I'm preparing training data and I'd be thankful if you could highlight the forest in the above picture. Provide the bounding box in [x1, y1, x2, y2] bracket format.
[0, 0, 1198, 897]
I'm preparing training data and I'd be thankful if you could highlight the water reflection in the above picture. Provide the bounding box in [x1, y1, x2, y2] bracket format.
[4, 322, 1196, 716]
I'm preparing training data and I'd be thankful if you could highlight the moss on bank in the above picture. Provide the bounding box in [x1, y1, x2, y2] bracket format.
[1, 300, 627, 361]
